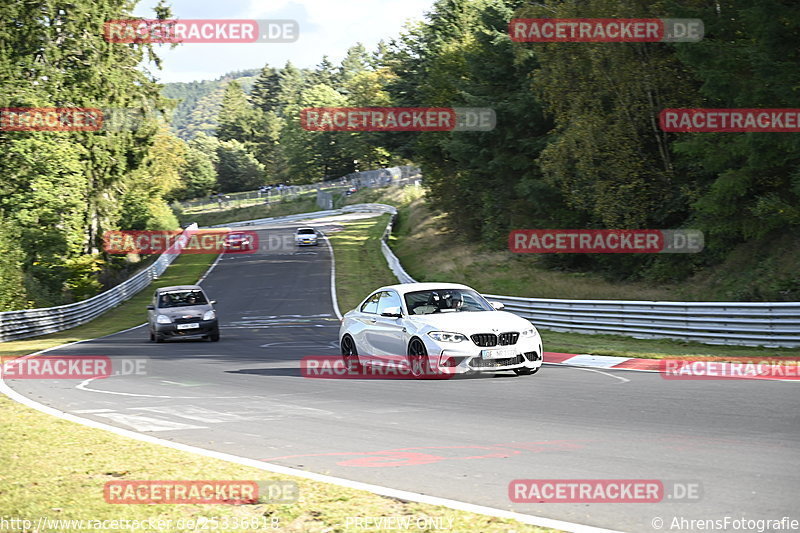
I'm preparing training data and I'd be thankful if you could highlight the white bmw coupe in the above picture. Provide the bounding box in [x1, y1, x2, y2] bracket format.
[338, 283, 543, 377]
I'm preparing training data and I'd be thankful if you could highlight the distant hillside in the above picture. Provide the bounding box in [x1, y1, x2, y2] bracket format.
[162, 69, 259, 139]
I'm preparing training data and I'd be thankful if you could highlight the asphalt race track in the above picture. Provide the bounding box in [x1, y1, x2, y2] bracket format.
[5, 217, 800, 532]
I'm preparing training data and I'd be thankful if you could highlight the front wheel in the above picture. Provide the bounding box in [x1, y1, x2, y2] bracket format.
[209, 330, 220, 342]
[407, 338, 430, 379]
[341, 335, 360, 370]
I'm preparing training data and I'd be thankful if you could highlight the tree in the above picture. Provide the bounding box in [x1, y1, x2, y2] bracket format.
[216, 139, 265, 192]
[251, 64, 281, 113]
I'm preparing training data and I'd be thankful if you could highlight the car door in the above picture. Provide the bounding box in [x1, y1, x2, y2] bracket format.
[147, 293, 159, 330]
[353, 292, 381, 355]
[366, 291, 407, 356]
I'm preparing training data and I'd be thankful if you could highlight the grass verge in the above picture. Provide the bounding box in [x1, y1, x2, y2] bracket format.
[327, 214, 398, 314]
[0, 395, 555, 533]
[330, 204, 800, 362]
[1, 241, 555, 533]
[0, 253, 217, 359]
[179, 196, 320, 228]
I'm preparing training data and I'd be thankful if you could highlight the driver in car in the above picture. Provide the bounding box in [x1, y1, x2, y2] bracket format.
[438, 290, 464, 312]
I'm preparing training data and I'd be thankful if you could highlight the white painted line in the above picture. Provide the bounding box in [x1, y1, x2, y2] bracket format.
[93, 412, 207, 432]
[76, 377, 249, 399]
[322, 231, 342, 320]
[0, 373, 623, 533]
[130, 406, 248, 423]
[574, 367, 631, 383]
[197, 252, 223, 285]
[559, 354, 634, 368]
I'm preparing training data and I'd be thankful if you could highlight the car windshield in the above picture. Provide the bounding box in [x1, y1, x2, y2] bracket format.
[158, 291, 207, 308]
[297, 229, 315, 235]
[404, 288, 492, 315]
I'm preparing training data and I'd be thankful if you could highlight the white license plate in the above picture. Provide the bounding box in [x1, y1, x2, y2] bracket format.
[176, 323, 199, 330]
[481, 348, 517, 360]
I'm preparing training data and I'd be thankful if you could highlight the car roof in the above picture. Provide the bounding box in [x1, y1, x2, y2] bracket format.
[371, 282, 474, 295]
[155, 285, 204, 294]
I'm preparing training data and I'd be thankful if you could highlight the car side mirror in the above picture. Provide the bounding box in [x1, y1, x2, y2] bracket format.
[146, 304, 154, 310]
[489, 301, 505, 310]
[210, 300, 217, 305]
[381, 306, 402, 318]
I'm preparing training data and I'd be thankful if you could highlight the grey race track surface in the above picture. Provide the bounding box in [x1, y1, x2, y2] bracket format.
[5, 221, 800, 533]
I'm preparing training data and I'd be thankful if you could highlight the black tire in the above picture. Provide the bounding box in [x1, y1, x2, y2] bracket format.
[149, 330, 155, 342]
[407, 338, 430, 379]
[514, 366, 540, 376]
[340, 335, 361, 371]
[210, 330, 220, 342]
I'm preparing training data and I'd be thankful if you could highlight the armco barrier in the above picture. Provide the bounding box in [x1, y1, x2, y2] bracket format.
[0, 224, 198, 342]
[5, 204, 798, 348]
[368, 206, 800, 348]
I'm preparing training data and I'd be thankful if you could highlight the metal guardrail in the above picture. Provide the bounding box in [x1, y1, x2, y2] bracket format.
[0, 224, 198, 342]
[372, 206, 800, 348]
[6, 199, 797, 348]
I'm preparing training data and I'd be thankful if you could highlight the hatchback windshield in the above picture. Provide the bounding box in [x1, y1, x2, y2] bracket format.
[404, 288, 492, 315]
[158, 291, 207, 308]
[297, 229, 315, 235]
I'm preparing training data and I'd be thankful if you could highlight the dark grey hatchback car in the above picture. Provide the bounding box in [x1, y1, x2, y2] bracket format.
[147, 285, 220, 342]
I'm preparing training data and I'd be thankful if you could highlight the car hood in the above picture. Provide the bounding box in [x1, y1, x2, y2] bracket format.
[406, 310, 532, 334]
[158, 306, 211, 318]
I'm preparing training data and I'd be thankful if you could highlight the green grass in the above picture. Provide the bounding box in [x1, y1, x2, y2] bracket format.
[1, 236, 555, 533]
[0, 253, 217, 358]
[330, 199, 800, 362]
[179, 196, 320, 228]
[0, 395, 556, 533]
[327, 214, 399, 313]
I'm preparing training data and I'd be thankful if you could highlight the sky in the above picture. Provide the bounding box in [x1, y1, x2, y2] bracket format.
[132, 0, 435, 83]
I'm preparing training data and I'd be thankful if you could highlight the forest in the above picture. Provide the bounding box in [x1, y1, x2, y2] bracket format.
[1, 0, 798, 311]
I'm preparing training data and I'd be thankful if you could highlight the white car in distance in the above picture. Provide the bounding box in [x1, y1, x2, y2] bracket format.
[295, 227, 318, 246]
[338, 282, 543, 377]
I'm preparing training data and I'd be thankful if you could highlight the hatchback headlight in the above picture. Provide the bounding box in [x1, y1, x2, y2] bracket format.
[428, 331, 468, 343]
[203, 310, 216, 321]
[156, 314, 172, 324]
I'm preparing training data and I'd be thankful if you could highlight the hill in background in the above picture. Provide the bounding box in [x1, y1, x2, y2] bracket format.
[162, 69, 259, 139]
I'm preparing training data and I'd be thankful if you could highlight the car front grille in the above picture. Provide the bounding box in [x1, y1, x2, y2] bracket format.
[470, 354, 524, 368]
[173, 315, 202, 324]
[470, 332, 519, 347]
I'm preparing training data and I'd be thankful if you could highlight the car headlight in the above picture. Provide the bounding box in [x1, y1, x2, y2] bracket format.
[156, 314, 172, 324]
[521, 327, 539, 337]
[428, 331, 468, 343]
[203, 310, 216, 321]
